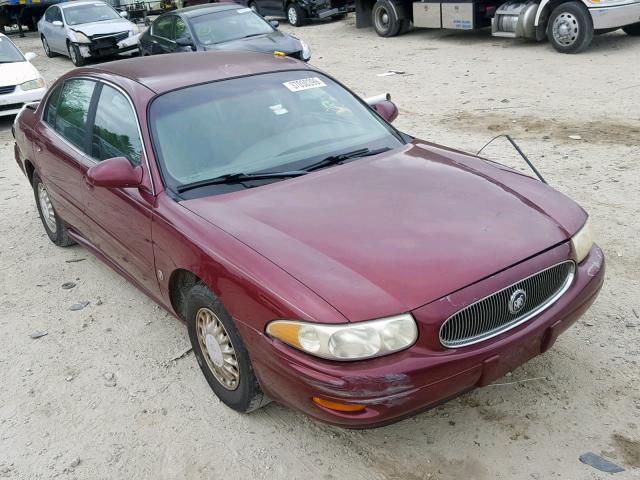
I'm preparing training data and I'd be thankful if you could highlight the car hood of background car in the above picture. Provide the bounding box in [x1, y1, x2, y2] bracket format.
[202, 31, 301, 56]
[0, 61, 40, 87]
[69, 18, 134, 36]
[181, 141, 587, 322]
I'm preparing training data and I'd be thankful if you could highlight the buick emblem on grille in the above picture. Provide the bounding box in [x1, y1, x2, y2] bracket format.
[508, 289, 527, 314]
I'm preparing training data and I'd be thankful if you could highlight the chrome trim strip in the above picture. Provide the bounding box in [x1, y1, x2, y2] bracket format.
[439, 261, 576, 349]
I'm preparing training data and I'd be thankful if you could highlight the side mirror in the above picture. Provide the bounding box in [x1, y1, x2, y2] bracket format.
[86, 157, 143, 189]
[52, 20, 63, 27]
[269, 20, 279, 28]
[365, 93, 398, 123]
[175, 37, 195, 50]
[120, 11, 129, 18]
[24, 52, 37, 61]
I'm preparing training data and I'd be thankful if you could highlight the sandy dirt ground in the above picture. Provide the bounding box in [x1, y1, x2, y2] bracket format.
[1, 15, 639, 480]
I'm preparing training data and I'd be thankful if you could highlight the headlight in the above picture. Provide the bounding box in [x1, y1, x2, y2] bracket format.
[131, 25, 140, 35]
[20, 77, 46, 91]
[73, 31, 91, 44]
[571, 217, 593, 263]
[300, 39, 311, 61]
[266, 314, 418, 361]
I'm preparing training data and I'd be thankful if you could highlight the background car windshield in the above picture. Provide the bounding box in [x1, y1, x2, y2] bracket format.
[0, 36, 24, 63]
[149, 71, 404, 191]
[64, 4, 121, 26]
[191, 9, 273, 45]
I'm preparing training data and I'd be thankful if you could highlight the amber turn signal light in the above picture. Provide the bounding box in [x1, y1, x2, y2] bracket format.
[312, 397, 366, 413]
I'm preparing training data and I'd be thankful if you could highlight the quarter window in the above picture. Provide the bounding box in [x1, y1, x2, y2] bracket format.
[153, 16, 173, 39]
[91, 85, 143, 166]
[43, 84, 63, 127]
[54, 79, 96, 151]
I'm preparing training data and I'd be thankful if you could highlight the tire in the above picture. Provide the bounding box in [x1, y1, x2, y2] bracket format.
[286, 3, 306, 27]
[32, 173, 75, 247]
[372, 0, 402, 37]
[547, 1, 593, 54]
[186, 283, 268, 413]
[67, 42, 86, 66]
[622, 22, 640, 36]
[42, 36, 56, 58]
[399, 18, 412, 34]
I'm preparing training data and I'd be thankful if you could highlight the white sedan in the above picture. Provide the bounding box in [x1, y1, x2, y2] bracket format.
[0, 34, 46, 117]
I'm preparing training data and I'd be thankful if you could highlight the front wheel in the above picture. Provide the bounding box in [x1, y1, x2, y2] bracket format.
[42, 36, 56, 58]
[547, 1, 593, 53]
[622, 22, 640, 36]
[287, 3, 306, 27]
[372, 0, 402, 37]
[186, 283, 268, 413]
[67, 42, 86, 66]
[32, 173, 75, 247]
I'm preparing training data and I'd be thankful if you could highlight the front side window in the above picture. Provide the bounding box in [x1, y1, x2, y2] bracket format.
[174, 17, 190, 40]
[191, 9, 273, 45]
[152, 16, 174, 39]
[63, 3, 121, 26]
[54, 79, 96, 151]
[149, 71, 404, 192]
[43, 84, 63, 127]
[0, 36, 25, 63]
[91, 85, 143, 165]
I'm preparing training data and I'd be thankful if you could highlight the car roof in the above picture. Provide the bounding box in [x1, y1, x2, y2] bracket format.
[56, 0, 110, 9]
[86, 51, 312, 94]
[177, 3, 245, 17]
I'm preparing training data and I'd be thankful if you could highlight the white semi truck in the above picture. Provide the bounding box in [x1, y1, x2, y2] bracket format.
[354, 0, 640, 52]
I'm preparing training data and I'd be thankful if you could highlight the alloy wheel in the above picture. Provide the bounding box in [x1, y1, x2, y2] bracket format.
[37, 183, 57, 234]
[196, 307, 240, 390]
[287, 6, 297, 25]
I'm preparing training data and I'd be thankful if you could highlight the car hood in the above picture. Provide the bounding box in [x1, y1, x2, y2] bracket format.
[0, 61, 40, 87]
[181, 141, 586, 322]
[202, 31, 301, 55]
[69, 18, 134, 36]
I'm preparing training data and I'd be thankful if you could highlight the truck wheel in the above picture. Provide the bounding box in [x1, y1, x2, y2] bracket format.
[547, 1, 593, 53]
[622, 22, 640, 36]
[68, 42, 86, 66]
[399, 19, 412, 34]
[372, 0, 402, 37]
[286, 3, 306, 26]
[42, 36, 56, 58]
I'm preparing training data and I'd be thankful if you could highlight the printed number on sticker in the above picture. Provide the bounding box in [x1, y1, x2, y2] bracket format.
[283, 77, 327, 92]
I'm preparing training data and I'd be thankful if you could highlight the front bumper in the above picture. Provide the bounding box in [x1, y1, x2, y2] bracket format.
[589, 2, 640, 29]
[239, 242, 604, 428]
[77, 32, 141, 59]
[0, 87, 46, 117]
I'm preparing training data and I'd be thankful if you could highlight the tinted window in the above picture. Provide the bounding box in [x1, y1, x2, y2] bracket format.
[54, 79, 96, 151]
[63, 4, 120, 26]
[174, 17, 190, 40]
[91, 85, 143, 165]
[153, 16, 173, 39]
[44, 84, 63, 126]
[191, 9, 272, 46]
[149, 72, 403, 191]
[44, 6, 62, 22]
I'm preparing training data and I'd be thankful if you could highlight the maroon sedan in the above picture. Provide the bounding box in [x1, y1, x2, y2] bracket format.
[13, 52, 604, 428]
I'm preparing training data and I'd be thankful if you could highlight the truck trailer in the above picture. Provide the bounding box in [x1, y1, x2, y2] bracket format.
[354, 0, 640, 52]
[0, 0, 61, 33]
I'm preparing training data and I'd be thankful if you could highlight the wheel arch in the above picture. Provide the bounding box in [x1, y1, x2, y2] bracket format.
[168, 268, 203, 321]
[535, 0, 590, 29]
[24, 158, 36, 185]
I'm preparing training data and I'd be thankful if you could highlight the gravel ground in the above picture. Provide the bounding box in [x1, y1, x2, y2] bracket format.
[1, 16, 639, 480]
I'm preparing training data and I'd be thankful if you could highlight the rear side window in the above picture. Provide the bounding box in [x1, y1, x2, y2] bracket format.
[91, 85, 143, 165]
[54, 79, 96, 151]
[153, 16, 173, 39]
[43, 84, 62, 126]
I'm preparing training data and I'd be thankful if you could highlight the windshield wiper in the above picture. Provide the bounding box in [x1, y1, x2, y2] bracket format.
[240, 33, 267, 39]
[303, 147, 391, 172]
[177, 170, 307, 193]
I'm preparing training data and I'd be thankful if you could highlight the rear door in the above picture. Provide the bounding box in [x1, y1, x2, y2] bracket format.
[33, 78, 98, 234]
[82, 82, 158, 294]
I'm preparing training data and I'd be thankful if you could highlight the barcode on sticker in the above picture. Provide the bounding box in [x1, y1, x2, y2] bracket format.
[283, 77, 327, 92]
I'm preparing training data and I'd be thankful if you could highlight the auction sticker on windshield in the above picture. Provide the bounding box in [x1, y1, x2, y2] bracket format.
[283, 77, 327, 92]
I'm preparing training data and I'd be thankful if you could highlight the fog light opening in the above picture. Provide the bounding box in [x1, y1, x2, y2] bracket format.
[312, 397, 366, 413]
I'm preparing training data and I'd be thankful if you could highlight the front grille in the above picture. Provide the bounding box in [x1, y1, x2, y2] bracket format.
[439, 261, 575, 348]
[90, 31, 129, 48]
[0, 102, 24, 112]
[0, 85, 16, 95]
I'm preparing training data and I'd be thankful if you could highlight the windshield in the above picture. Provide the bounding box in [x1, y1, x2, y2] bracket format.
[0, 36, 24, 63]
[191, 8, 273, 45]
[64, 3, 121, 26]
[149, 71, 405, 193]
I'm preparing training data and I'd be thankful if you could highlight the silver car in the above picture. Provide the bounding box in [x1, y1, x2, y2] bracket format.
[38, 1, 141, 66]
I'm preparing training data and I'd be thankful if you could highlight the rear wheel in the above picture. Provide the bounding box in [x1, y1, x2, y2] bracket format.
[42, 36, 56, 58]
[286, 3, 306, 26]
[547, 1, 593, 53]
[186, 283, 268, 413]
[622, 22, 640, 36]
[32, 173, 75, 247]
[372, 0, 402, 37]
[67, 42, 86, 66]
